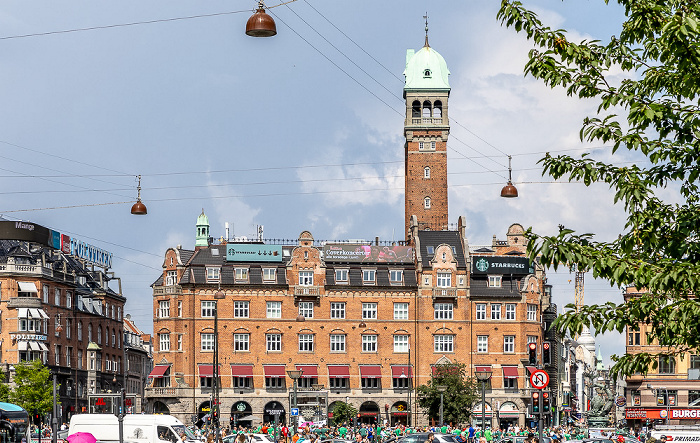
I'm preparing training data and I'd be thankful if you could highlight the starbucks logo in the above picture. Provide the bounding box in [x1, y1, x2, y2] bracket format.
[475, 258, 489, 272]
[236, 403, 247, 411]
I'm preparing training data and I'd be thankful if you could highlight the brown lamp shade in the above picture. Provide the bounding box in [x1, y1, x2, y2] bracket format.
[246, 7, 277, 37]
[500, 181, 518, 198]
[131, 200, 148, 215]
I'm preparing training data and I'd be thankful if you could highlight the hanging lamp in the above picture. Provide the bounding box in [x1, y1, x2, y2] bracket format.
[131, 175, 148, 215]
[500, 155, 519, 198]
[246, 1, 277, 37]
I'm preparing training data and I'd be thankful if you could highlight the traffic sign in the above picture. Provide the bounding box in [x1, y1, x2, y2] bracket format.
[291, 408, 299, 416]
[530, 369, 550, 389]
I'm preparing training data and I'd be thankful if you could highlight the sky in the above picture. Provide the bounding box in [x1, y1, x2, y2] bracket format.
[0, 0, 635, 366]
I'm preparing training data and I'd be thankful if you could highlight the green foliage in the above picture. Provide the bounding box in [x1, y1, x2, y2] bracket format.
[416, 363, 478, 425]
[8, 360, 55, 414]
[497, 0, 700, 378]
[330, 401, 357, 426]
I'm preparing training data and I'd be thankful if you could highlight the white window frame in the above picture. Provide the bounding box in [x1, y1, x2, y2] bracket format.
[267, 301, 282, 318]
[266, 334, 281, 352]
[66, 291, 72, 309]
[505, 303, 516, 320]
[54, 288, 61, 306]
[503, 335, 515, 353]
[298, 271, 313, 286]
[298, 302, 314, 319]
[330, 334, 346, 352]
[527, 304, 538, 321]
[330, 302, 346, 319]
[298, 334, 314, 352]
[394, 303, 409, 320]
[424, 197, 431, 209]
[201, 300, 216, 318]
[394, 335, 409, 353]
[335, 269, 349, 283]
[491, 304, 502, 320]
[389, 270, 403, 284]
[234, 333, 250, 352]
[235, 267, 249, 282]
[477, 336, 488, 353]
[362, 335, 378, 353]
[488, 275, 502, 288]
[201, 333, 214, 352]
[158, 300, 170, 318]
[166, 270, 178, 286]
[206, 267, 221, 282]
[436, 272, 452, 287]
[434, 303, 454, 320]
[362, 269, 376, 284]
[234, 301, 249, 318]
[362, 303, 378, 320]
[424, 167, 431, 178]
[476, 303, 487, 320]
[434, 335, 454, 353]
[262, 268, 276, 282]
[160, 333, 171, 352]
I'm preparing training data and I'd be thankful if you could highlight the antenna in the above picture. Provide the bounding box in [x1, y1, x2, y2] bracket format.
[423, 13, 430, 47]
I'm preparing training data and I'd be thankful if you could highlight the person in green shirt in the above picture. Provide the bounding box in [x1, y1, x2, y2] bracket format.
[484, 428, 492, 442]
[338, 426, 348, 439]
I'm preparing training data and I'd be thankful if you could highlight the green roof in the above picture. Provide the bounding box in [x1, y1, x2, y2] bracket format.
[404, 45, 450, 91]
[197, 210, 209, 226]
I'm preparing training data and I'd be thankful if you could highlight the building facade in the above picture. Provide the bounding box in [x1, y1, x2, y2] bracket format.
[0, 220, 126, 422]
[124, 314, 153, 413]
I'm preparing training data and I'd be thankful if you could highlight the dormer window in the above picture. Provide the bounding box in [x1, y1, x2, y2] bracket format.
[206, 267, 220, 282]
[488, 275, 503, 288]
[424, 69, 432, 77]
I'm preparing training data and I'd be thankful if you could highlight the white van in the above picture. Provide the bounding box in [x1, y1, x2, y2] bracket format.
[68, 414, 200, 443]
[650, 425, 700, 442]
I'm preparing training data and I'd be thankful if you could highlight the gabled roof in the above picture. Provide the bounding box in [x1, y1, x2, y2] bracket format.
[416, 230, 466, 268]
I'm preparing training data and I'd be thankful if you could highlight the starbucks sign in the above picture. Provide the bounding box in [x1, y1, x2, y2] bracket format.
[472, 256, 531, 275]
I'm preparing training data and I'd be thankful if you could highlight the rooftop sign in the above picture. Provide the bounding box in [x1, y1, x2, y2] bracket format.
[226, 244, 283, 262]
[323, 244, 414, 263]
[472, 256, 531, 275]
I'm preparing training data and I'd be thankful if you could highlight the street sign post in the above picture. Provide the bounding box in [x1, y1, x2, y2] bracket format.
[530, 370, 550, 390]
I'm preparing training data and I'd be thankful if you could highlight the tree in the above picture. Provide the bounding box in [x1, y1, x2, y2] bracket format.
[497, 0, 700, 377]
[8, 360, 55, 415]
[416, 363, 478, 425]
[329, 401, 357, 426]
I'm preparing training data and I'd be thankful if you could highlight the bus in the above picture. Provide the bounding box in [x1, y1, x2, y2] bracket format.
[0, 402, 29, 443]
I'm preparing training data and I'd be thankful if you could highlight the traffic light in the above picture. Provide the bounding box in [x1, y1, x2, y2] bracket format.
[531, 391, 540, 414]
[212, 405, 219, 426]
[528, 342, 537, 365]
[542, 391, 551, 414]
[542, 342, 551, 365]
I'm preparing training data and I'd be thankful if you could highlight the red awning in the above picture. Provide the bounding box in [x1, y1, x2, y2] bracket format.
[526, 366, 537, 375]
[360, 366, 382, 379]
[502, 366, 519, 379]
[328, 366, 350, 378]
[198, 364, 222, 378]
[391, 365, 413, 378]
[475, 366, 492, 373]
[264, 365, 286, 378]
[148, 365, 170, 378]
[296, 365, 318, 378]
[231, 365, 254, 377]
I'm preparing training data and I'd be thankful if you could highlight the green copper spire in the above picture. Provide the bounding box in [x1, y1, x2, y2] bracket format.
[403, 35, 450, 92]
[196, 209, 210, 247]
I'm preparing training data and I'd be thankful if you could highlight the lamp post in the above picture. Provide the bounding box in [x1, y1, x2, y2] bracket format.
[52, 374, 58, 443]
[213, 290, 225, 443]
[436, 385, 447, 426]
[474, 368, 492, 431]
[648, 384, 670, 425]
[287, 369, 303, 432]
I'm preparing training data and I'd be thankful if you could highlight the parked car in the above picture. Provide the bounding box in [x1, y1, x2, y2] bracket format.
[398, 433, 462, 443]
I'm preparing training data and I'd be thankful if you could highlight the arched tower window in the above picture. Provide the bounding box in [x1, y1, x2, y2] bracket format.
[434, 101, 443, 118]
[424, 167, 431, 178]
[424, 197, 431, 209]
[422, 101, 432, 118]
[412, 101, 421, 118]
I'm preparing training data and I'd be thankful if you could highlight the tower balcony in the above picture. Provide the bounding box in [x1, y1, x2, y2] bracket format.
[410, 117, 447, 126]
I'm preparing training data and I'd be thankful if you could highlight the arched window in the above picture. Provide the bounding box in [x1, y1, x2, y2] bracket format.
[88, 323, 93, 342]
[77, 321, 83, 341]
[412, 101, 421, 118]
[424, 197, 431, 209]
[423, 69, 432, 78]
[112, 329, 116, 347]
[434, 101, 443, 118]
[424, 167, 431, 178]
[422, 100, 432, 118]
[97, 326, 102, 345]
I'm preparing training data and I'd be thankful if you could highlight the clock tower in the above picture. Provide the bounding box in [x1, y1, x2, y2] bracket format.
[403, 31, 450, 241]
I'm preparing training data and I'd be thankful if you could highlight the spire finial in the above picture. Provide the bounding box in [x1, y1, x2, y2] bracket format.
[423, 12, 429, 47]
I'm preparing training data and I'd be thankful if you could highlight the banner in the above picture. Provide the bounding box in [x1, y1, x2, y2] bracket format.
[472, 256, 532, 275]
[323, 244, 414, 263]
[226, 244, 283, 262]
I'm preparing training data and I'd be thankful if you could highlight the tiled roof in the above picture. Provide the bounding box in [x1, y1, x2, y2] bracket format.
[324, 264, 418, 288]
[417, 230, 467, 268]
[470, 276, 522, 299]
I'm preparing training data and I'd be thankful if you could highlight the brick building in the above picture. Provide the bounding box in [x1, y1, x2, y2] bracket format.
[146, 37, 551, 428]
[0, 219, 126, 422]
[124, 315, 153, 413]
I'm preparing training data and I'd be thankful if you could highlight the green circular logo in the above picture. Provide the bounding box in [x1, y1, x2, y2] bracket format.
[236, 403, 246, 411]
[475, 258, 489, 272]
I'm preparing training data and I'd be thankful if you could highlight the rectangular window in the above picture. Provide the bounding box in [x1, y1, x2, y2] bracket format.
[362, 335, 378, 352]
[394, 303, 409, 320]
[394, 335, 409, 353]
[362, 378, 380, 390]
[393, 376, 409, 389]
[177, 301, 183, 317]
[476, 303, 486, 320]
[436, 272, 452, 287]
[335, 269, 348, 283]
[201, 333, 214, 352]
[233, 376, 251, 389]
[504, 377, 518, 390]
[299, 334, 314, 352]
[66, 319, 72, 339]
[330, 334, 346, 352]
[477, 336, 488, 353]
[166, 270, 178, 286]
[505, 304, 516, 320]
[234, 301, 249, 318]
[503, 336, 515, 353]
[267, 301, 282, 318]
[160, 334, 170, 352]
[363, 269, 376, 283]
[66, 291, 72, 309]
[158, 300, 170, 318]
[691, 354, 700, 370]
[527, 304, 538, 321]
[298, 302, 314, 319]
[488, 275, 502, 288]
[265, 377, 285, 389]
[362, 303, 378, 320]
[201, 301, 216, 318]
[659, 356, 676, 374]
[43, 286, 49, 303]
[206, 267, 220, 282]
[266, 334, 281, 352]
[235, 268, 249, 282]
[389, 270, 403, 284]
[434, 303, 454, 320]
[329, 378, 348, 390]
[262, 268, 276, 282]
[298, 271, 313, 286]
[177, 335, 183, 351]
[234, 334, 249, 352]
[689, 390, 700, 407]
[66, 347, 72, 367]
[55, 288, 61, 306]
[434, 335, 454, 353]
[330, 302, 346, 319]
[491, 304, 502, 320]
[78, 350, 83, 370]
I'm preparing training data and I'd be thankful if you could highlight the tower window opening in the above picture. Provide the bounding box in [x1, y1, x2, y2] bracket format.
[422, 101, 432, 118]
[424, 167, 431, 178]
[424, 197, 431, 209]
[423, 69, 432, 77]
[434, 101, 443, 118]
[412, 101, 421, 118]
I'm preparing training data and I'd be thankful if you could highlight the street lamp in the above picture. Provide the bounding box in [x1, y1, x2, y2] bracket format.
[474, 368, 492, 430]
[287, 369, 303, 431]
[436, 385, 447, 426]
[213, 290, 225, 443]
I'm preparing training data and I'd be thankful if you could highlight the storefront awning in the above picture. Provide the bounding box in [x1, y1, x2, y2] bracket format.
[18, 308, 50, 319]
[499, 402, 520, 418]
[502, 366, 519, 379]
[526, 366, 537, 375]
[391, 365, 412, 378]
[328, 365, 350, 378]
[18, 282, 38, 293]
[198, 364, 221, 378]
[296, 365, 318, 378]
[148, 365, 170, 378]
[360, 366, 382, 379]
[475, 365, 492, 373]
[231, 365, 254, 377]
[17, 341, 28, 351]
[264, 365, 286, 378]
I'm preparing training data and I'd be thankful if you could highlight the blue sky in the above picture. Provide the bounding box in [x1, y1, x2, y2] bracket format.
[0, 1, 632, 366]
